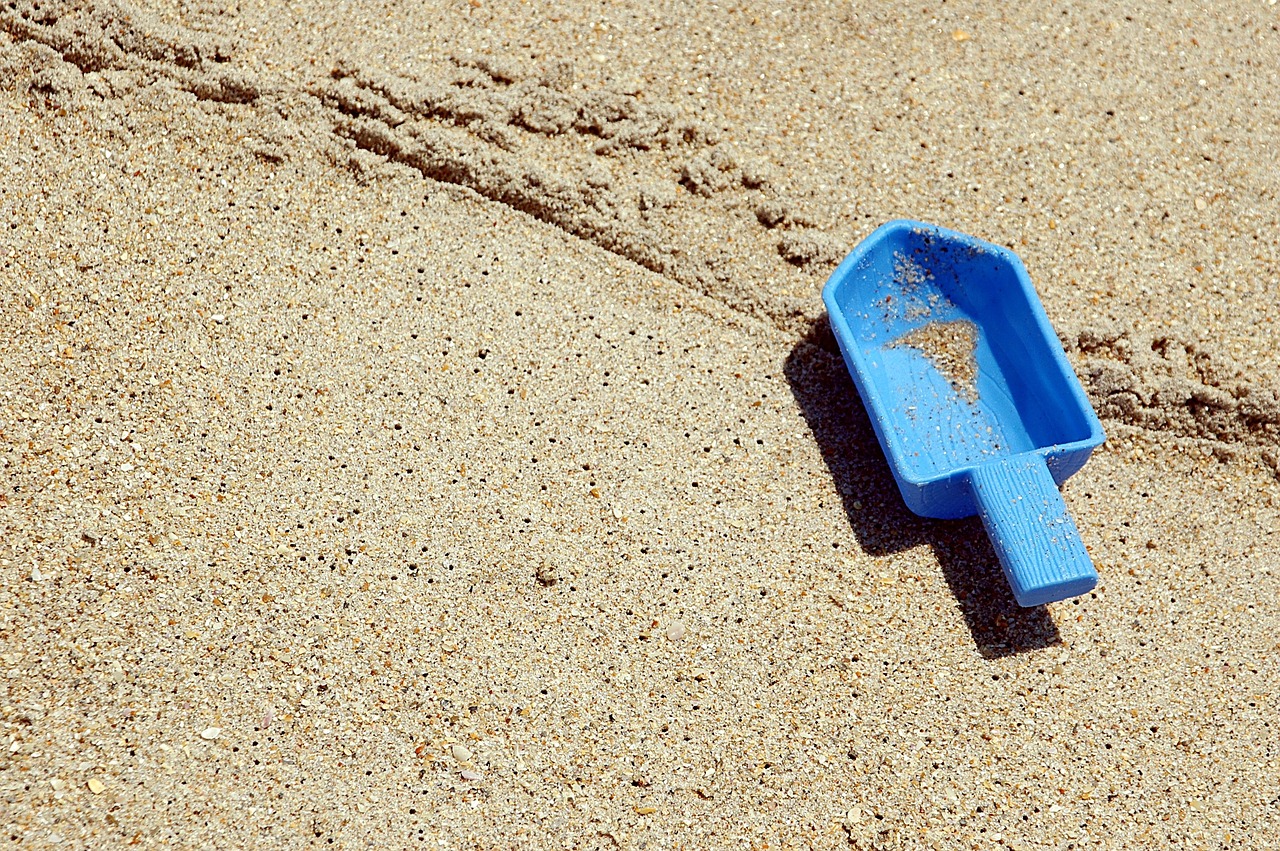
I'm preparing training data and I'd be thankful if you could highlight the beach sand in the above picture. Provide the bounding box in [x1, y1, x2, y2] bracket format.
[1, 1, 1278, 847]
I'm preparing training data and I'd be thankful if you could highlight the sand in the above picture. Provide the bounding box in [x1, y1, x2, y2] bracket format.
[1, 1, 1278, 848]
[889, 320, 980, 403]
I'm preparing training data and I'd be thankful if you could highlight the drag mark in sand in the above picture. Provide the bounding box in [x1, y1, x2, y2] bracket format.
[1063, 325, 1280, 465]
[1, 0, 847, 336]
[0, 0, 259, 104]
[311, 60, 844, 336]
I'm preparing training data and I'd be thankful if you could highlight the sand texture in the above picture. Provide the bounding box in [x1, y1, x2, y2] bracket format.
[2, 1, 1279, 848]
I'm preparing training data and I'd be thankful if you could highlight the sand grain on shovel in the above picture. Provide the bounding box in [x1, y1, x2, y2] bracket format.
[890, 319, 980, 402]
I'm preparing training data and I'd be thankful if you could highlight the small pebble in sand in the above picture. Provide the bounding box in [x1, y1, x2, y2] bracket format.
[201, 727, 222, 740]
[535, 556, 564, 587]
[635, 805, 657, 815]
[86, 778, 105, 794]
[460, 769, 482, 781]
[49, 778, 66, 792]
[450, 743, 473, 762]
[740, 159, 772, 189]
[755, 201, 788, 229]
[665, 621, 688, 641]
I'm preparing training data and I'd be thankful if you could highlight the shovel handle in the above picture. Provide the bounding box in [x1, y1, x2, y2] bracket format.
[969, 455, 1098, 607]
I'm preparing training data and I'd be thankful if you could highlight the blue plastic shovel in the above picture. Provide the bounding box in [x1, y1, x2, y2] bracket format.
[822, 220, 1105, 607]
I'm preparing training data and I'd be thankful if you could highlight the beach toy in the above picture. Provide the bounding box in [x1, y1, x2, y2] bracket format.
[822, 220, 1105, 607]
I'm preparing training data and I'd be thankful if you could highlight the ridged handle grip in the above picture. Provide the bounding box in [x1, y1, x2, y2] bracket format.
[969, 455, 1098, 607]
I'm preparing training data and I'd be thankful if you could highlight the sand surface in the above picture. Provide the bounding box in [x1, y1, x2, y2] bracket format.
[2, 1, 1279, 848]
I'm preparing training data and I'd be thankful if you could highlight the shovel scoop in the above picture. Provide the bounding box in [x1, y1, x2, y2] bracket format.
[821, 220, 1105, 607]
